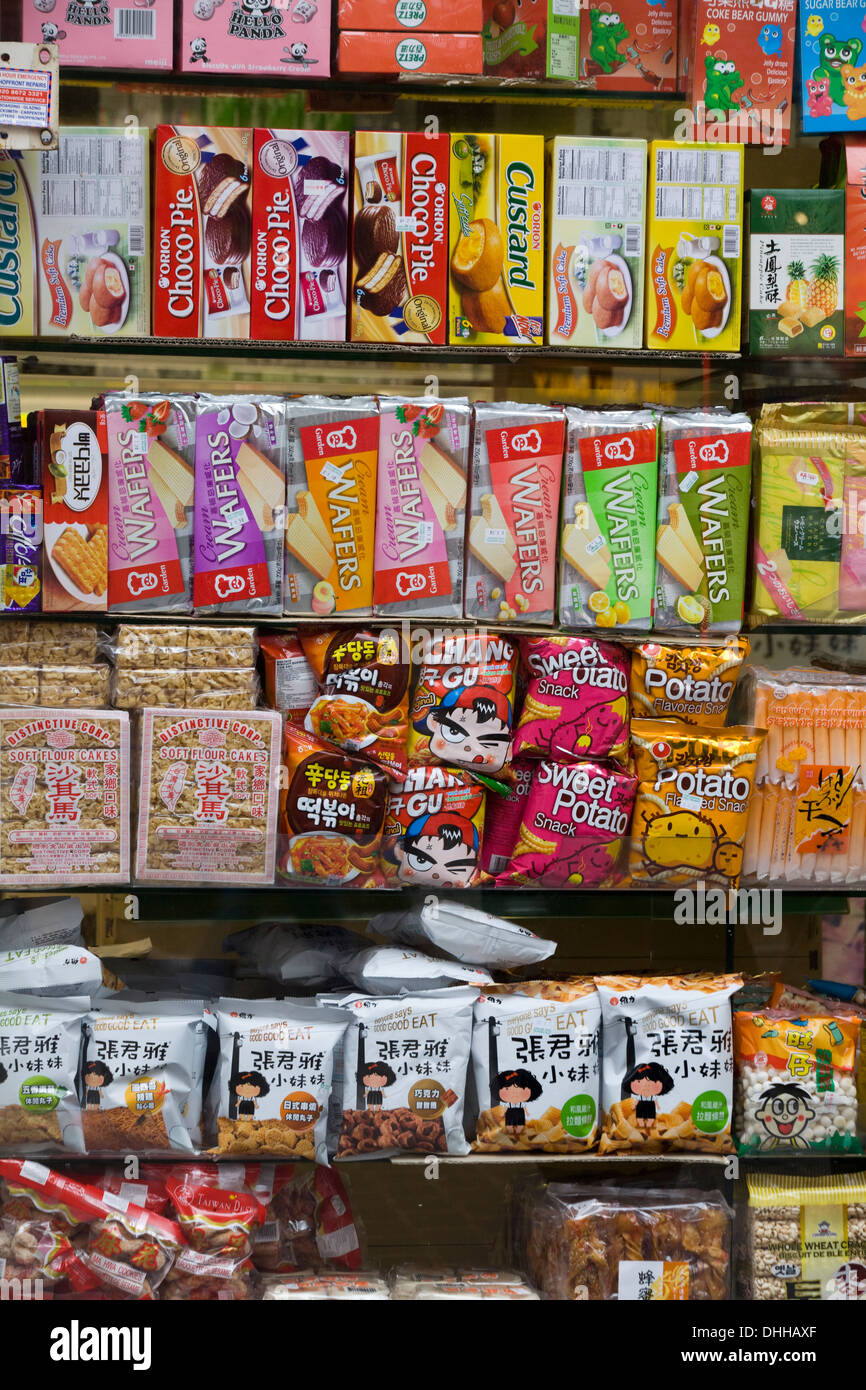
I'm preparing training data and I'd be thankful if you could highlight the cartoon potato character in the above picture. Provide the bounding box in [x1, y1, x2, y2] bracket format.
[713, 838, 742, 879]
[643, 809, 718, 873]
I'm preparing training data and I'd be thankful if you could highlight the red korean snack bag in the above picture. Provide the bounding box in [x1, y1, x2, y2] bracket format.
[512, 635, 630, 763]
[480, 761, 534, 876]
[253, 1163, 361, 1273]
[300, 627, 410, 781]
[278, 723, 387, 887]
[382, 764, 487, 889]
[408, 630, 519, 778]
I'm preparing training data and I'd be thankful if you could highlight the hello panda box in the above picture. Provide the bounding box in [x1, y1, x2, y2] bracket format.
[798, 0, 866, 132]
[22, 0, 174, 68]
[179, 0, 331, 77]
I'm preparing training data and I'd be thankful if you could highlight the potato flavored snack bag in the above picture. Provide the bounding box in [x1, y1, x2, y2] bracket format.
[498, 760, 637, 889]
[654, 409, 753, 634]
[278, 724, 388, 888]
[629, 721, 766, 888]
[598, 973, 742, 1154]
[382, 765, 486, 889]
[300, 627, 410, 782]
[409, 630, 519, 779]
[512, 635, 630, 763]
[629, 636, 750, 726]
[559, 407, 658, 631]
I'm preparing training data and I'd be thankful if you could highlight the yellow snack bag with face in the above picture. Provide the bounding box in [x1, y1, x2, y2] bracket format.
[629, 721, 766, 888]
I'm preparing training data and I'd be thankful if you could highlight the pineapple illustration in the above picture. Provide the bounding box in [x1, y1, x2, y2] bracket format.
[807, 252, 839, 315]
[785, 259, 808, 307]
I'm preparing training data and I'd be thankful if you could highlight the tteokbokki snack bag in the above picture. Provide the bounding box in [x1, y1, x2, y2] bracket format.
[300, 627, 410, 782]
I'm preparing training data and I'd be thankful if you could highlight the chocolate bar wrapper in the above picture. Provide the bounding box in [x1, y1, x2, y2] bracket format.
[284, 396, 379, 617]
[193, 396, 286, 616]
[105, 393, 195, 614]
[373, 397, 470, 619]
[0, 359, 23, 483]
[1, 487, 42, 613]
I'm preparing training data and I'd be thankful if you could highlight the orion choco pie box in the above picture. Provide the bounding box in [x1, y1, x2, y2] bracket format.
[351, 131, 450, 346]
[154, 126, 252, 340]
[250, 130, 349, 342]
[180, 0, 331, 78]
[22, 0, 174, 69]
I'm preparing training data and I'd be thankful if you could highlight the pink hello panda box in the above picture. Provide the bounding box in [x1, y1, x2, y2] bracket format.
[22, 0, 174, 69]
[179, 0, 331, 76]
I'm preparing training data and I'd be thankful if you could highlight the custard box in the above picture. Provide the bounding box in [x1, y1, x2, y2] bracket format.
[338, 32, 482, 73]
[351, 131, 450, 346]
[578, 0, 677, 92]
[690, 0, 796, 147]
[338, 0, 482, 27]
[645, 141, 744, 352]
[179, 0, 331, 77]
[39, 409, 109, 613]
[547, 136, 647, 350]
[250, 129, 349, 343]
[449, 133, 545, 346]
[153, 126, 251, 340]
[482, 0, 580, 82]
[0, 129, 149, 339]
[22, 0, 174, 69]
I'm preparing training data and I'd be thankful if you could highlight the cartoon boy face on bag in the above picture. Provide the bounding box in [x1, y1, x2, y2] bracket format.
[754, 1082, 816, 1149]
[415, 685, 512, 772]
[395, 810, 480, 888]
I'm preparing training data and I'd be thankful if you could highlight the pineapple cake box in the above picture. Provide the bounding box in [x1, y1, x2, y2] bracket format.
[748, 189, 844, 355]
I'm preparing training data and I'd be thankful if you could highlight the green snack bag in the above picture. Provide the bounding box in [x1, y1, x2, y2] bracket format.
[558, 408, 658, 631]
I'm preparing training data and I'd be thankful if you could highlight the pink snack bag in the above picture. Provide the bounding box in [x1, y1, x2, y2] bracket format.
[513, 635, 630, 763]
[497, 760, 637, 889]
[480, 760, 533, 876]
[179, 0, 331, 77]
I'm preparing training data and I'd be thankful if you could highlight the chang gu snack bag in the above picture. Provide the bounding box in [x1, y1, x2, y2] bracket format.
[512, 635, 630, 763]
[381, 765, 487, 889]
[497, 761, 637, 889]
[409, 630, 519, 779]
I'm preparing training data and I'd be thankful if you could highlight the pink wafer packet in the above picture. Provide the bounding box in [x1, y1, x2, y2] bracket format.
[496, 760, 637, 889]
[512, 635, 630, 764]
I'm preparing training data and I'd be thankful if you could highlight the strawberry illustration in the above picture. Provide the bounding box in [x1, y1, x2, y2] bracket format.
[396, 404, 421, 424]
[120, 402, 148, 423]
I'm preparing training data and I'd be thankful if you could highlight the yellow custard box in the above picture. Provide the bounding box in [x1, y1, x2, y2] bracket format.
[645, 142, 744, 353]
[449, 133, 545, 346]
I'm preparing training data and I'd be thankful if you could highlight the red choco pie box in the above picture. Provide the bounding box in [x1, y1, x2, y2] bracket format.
[251, 129, 349, 342]
[154, 126, 252, 340]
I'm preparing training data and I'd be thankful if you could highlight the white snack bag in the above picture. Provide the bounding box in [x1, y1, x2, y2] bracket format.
[471, 980, 601, 1153]
[0, 992, 87, 1154]
[209, 999, 348, 1165]
[225, 921, 362, 989]
[335, 987, 475, 1159]
[82, 1000, 214, 1155]
[597, 973, 741, 1154]
[342, 947, 492, 996]
[367, 898, 556, 969]
[0, 944, 104, 997]
[0, 897, 84, 949]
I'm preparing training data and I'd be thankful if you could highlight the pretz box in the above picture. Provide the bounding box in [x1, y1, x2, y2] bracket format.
[338, 0, 482, 27]
[22, 0, 174, 69]
[179, 0, 331, 77]
[250, 130, 349, 342]
[351, 131, 450, 346]
[449, 133, 545, 346]
[338, 32, 482, 72]
[547, 136, 647, 350]
[645, 141, 743, 352]
[153, 126, 251, 340]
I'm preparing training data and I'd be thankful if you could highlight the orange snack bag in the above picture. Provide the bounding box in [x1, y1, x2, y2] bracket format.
[299, 627, 410, 782]
[630, 637, 749, 727]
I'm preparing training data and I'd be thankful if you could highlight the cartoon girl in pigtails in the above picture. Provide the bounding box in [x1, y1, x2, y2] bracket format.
[621, 1061, 675, 1128]
[492, 1068, 543, 1135]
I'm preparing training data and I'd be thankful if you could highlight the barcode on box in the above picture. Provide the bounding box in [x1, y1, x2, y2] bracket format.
[625, 225, 641, 257]
[723, 225, 740, 258]
[114, 8, 156, 38]
[128, 224, 145, 257]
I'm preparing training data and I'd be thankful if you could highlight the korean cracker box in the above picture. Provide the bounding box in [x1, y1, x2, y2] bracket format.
[449, 133, 545, 346]
[799, 0, 866, 133]
[547, 136, 647, 350]
[645, 141, 743, 352]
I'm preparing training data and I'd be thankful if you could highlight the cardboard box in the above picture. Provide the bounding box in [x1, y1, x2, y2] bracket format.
[0, 129, 150, 339]
[38, 409, 109, 613]
[351, 131, 450, 346]
[179, 0, 331, 77]
[547, 136, 647, 350]
[645, 141, 743, 352]
[578, 0, 676, 91]
[690, 0, 796, 146]
[22, 0, 174, 69]
[338, 31, 482, 73]
[749, 189, 844, 355]
[449, 133, 545, 346]
[840, 143, 866, 356]
[250, 130, 349, 343]
[482, 0, 580, 82]
[338, 0, 482, 27]
[0, 489, 42, 613]
[799, 0, 866, 133]
[153, 126, 251, 340]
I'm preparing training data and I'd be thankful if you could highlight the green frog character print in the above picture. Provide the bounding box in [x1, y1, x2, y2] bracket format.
[589, 9, 629, 73]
